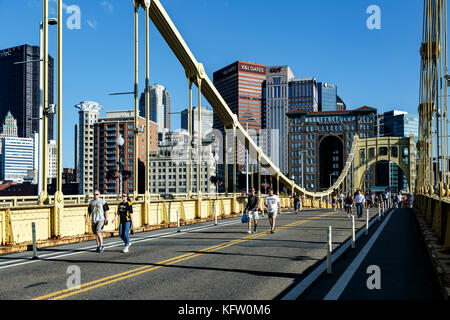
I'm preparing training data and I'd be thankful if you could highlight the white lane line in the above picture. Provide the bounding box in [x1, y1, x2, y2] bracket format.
[0, 218, 242, 270]
[281, 210, 388, 300]
[323, 209, 394, 300]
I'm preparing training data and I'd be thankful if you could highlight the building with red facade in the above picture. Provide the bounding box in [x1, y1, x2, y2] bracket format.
[94, 110, 158, 195]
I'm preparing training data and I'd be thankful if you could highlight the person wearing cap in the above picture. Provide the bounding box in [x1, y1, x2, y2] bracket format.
[86, 190, 109, 253]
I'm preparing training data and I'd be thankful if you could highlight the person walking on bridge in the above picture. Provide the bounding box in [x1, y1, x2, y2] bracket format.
[293, 192, 300, 213]
[344, 192, 353, 218]
[265, 189, 281, 233]
[339, 192, 344, 210]
[112, 193, 133, 253]
[86, 190, 109, 253]
[354, 190, 365, 219]
[244, 188, 260, 234]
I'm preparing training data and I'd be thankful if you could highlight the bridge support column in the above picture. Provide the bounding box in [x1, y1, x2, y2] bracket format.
[250, 161, 254, 191]
[40, 0, 49, 205]
[196, 197, 202, 219]
[144, 0, 151, 223]
[187, 78, 193, 198]
[224, 126, 228, 196]
[232, 126, 237, 196]
[196, 74, 203, 200]
[277, 173, 280, 195]
[133, 0, 139, 200]
[52, 194, 64, 238]
[52, 0, 64, 232]
[257, 150, 261, 198]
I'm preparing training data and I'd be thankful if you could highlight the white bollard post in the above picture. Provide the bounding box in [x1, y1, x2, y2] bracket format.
[176, 209, 180, 233]
[365, 209, 369, 235]
[32, 222, 39, 260]
[327, 226, 332, 274]
[378, 203, 381, 220]
[351, 215, 355, 249]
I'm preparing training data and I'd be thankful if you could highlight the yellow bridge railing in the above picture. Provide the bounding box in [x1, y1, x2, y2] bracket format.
[414, 195, 450, 251]
[0, 195, 331, 247]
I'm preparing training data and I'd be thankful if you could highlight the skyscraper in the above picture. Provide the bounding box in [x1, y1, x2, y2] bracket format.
[181, 106, 213, 136]
[75, 101, 102, 195]
[1, 136, 36, 183]
[0, 45, 54, 140]
[213, 61, 266, 132]
[0, 110, 18, 152]
[213, 61, 266, 190]
[317, 82, 337, 111]
[139, 84, 171, 132]
[94, 110, 158, 195]
[263, 66, 295, 174]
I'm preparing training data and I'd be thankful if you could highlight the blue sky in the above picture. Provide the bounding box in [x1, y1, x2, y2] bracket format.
[0, 0, 423, 168]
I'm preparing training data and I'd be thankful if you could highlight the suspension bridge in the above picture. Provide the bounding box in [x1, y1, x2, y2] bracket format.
[0, 0, 449, 301]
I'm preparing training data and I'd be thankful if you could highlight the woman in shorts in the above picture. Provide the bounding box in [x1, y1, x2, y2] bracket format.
[344, 192, 353, 218]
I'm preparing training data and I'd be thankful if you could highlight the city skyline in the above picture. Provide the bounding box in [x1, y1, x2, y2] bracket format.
[0, 0, 422, 169]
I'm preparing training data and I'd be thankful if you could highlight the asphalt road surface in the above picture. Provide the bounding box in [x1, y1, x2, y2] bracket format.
[0, 206, 442, 300]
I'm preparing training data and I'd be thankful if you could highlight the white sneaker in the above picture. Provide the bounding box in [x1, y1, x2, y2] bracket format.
[122, 245, 129, 253]
[247, 230, 252, 234]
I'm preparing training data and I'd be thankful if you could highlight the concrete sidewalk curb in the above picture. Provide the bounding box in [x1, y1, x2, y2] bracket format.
[414, 208, 450, 300]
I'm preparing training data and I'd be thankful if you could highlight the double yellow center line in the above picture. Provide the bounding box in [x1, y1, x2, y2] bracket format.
[33, 210, 337, 300]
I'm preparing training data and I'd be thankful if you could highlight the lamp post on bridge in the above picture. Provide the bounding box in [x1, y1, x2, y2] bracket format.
[116, 134, 125, 196]
[245, 117, 256, 194]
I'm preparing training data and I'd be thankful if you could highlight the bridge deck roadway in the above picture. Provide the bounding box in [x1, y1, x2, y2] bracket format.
[0, 207, 441, 300]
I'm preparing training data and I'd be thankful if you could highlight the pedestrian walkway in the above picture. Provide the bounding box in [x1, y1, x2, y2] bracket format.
[299, 208, 445, 300]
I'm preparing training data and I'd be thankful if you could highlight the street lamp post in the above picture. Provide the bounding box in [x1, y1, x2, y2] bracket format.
[38, 18, 57, 196]
[214, 147, 219, 198]
[245, 117, 256, 194]
[37, 14, 58, 200]
[116, 134, 125, 196]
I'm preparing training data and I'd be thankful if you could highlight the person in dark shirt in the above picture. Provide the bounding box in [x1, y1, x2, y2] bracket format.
[112, 194, 133, 253]
[244, 188, 259, 234]
[293, 192, 300, 213]
[344, 192, 353, 218]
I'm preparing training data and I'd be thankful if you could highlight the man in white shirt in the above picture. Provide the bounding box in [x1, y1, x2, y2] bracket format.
[354, 190, 365, 218]
[265, 189, 281, 233]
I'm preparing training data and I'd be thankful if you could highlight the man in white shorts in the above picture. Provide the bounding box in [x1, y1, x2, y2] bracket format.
[244, 188, 259, 234]
[265, 189, 281, 233]
[86, 190, 109, 253]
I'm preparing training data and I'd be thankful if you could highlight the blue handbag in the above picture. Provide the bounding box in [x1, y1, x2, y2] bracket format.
[241, 212, 248, 223]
